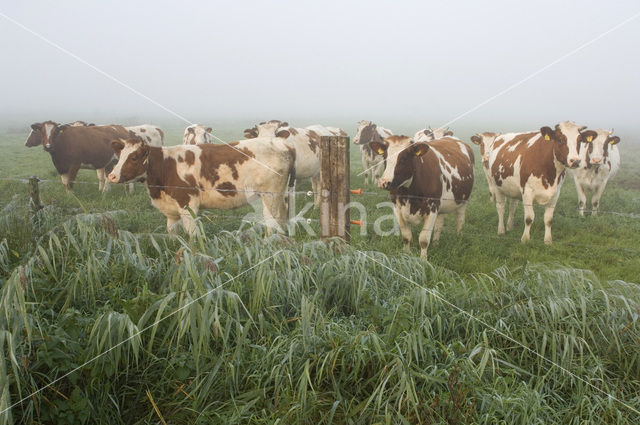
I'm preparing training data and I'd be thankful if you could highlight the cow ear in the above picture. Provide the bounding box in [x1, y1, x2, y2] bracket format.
[608, 136, 620, 145]
[111, 140, 125, 153]
[31, 123, 42, 131]
[444, 130, 454, 136]
[187, 127, 195, 134]
[540, 126, 555, 141]
[276, 129, 290, 138]
[205, 127, 212, 133]
[369, 141, 387, 156]
[470, 135, 481, 145]
[409, 143, 430, 157]
[243, 128, 257, 139]
[580, 130, 596, 143]
[281, 122, 289, 127]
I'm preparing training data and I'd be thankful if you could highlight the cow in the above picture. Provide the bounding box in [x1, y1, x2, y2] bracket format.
[26, 121, 130, 191]
[488, 121, 585, 244]
[470, 132, 502, 202]
[126, 125, 164, 147]
[68, 120, 94, 127]
[369, 135, 474, 258]
[243, 120, 347, 206]
[353, 120, 393, 186]
[413, 126, 454, 143]
[183, 124, 213, 145]
[570, 129, 620, 216]
[107, 135, 296, 235]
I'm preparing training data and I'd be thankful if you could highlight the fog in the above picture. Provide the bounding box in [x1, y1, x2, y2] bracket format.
[1, 0, 639, 135]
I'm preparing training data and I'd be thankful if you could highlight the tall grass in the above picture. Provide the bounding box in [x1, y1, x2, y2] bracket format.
[0, 197, 639, 424]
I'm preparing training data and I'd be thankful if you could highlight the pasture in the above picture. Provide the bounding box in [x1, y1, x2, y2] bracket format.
[1, 122, 639, 424]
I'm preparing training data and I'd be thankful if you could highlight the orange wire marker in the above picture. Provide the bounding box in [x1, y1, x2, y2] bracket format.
[350, 220, 363, 226]
[350, 188, 362, 195]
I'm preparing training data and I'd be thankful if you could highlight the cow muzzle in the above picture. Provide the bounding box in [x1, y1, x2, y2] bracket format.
[567, 158, 581, 169]
[590, 157, 603, 165]
[378, 179, 391, 190]
[107, 172, 119, 183]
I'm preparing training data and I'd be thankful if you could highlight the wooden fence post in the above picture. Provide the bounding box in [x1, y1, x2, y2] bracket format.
[29, 176, 42, 213]
[320, 135, 350, 242]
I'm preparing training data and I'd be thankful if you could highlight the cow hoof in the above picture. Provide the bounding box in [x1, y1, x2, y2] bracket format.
[544, 238, 552, 245]
[498, 229, 505, 235]
[521, 236, 530, 244]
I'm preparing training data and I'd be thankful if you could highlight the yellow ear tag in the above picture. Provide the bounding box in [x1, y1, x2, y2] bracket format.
[586, 136, 593, 142]
[377, 148, 384, 155]
[415, 150, 422, 157]
[609, 139, 615, 145]
[544, 134, 550, 141]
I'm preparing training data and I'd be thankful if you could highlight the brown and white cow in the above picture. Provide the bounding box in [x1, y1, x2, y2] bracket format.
[413, 126, 454, 142]
[470, 132, 502, 202]
[108, 136, 296, 234]
[488, 121, 585, 244]
[353, 120, 394, 186]
[370, 135, 474, 258]
[183, 124, 213, 144]
[126, 125, 164, 147]
[571, 129, 621, 216]
[26, 121, 130, 191]
[243, 120, 346, 206]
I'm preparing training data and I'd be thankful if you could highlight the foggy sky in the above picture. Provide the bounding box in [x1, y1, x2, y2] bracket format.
[1, 1, 639, 132]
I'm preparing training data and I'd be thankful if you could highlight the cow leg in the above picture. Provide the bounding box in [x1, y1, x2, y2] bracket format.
[375, 161, 384, 182]
[521, 192, 535, 243]
[418, 212, 439, 259]
[543, 188, 562, 244]
[432, 215, 445, 246]
[543, 205, 555, 245]
[180, 206, 198, 236]
[394, 207, 412, 252]
[361, 150, 369, 185]
[495, 191, 506, 234]
[166, 215, 181, 234]
[96, 169, 104, 192]
[484, 167, 495, 203]
[506, 199, 518, 231]
[97, 169, 111, 193]
[128, 182, 135, 193]
[590, 181, 608, 217]
[311, 175, 321, 208]
[62, 166, 80, 191]
[261, 193, 285, 235]
[574, 177, 587, 216]
[455, 204, 467, 235]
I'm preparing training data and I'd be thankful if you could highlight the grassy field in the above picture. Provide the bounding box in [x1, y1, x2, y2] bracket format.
[1, 122, 639, 423]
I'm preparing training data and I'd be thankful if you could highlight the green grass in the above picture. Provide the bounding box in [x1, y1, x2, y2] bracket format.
[0, 123, 639, 423]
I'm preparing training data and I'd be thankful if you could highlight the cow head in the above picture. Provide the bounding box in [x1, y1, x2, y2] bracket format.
[31, 121, 60, 150]
[244, 120, 288, 139]
[540, 121, 586, 169]
[426, 126, 453, 140]
[470, 132, 501, 163]
[353, 120, 373, 144]
[580, 129, 620, 166]
[108, 138, 150, 183]
[355, 121, 385, 147]
[183, 125, 213, 144]
[25, 122, 44, 147]
[370, 135, 421, 189]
